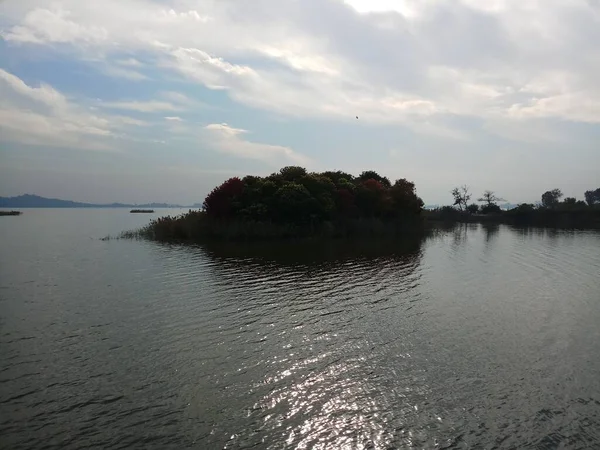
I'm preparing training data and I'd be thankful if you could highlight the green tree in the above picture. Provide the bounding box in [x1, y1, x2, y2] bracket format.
[298, 174, 337, 219]
[481, 204, 502, 214]
[274, 182, 316, 223]
[279, 166, 308, 182]
[541, 189, 563, 208]
[321, 171, 355, 186]
[467, 203, 480, 214]
[584, 188, 600, 206]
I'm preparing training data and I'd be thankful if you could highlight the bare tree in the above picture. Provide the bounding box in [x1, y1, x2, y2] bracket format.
[478, 190, 505, 207]
[451, 185, 471, 211]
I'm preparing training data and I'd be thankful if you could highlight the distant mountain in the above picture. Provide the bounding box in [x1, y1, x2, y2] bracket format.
[0, 194, 186, 208]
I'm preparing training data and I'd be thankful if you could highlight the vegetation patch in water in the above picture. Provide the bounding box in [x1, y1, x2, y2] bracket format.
[0, 211, 22, 216]
[128, 166, 426, 241]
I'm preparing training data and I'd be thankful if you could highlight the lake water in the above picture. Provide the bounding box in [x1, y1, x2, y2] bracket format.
[1, 209, 600, 449]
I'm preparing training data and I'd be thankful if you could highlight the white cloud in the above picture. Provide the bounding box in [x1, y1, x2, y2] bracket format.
[165, 116, 183, 122]
[1, 0, 600, 136]
[2, 7, 108, 45]
[102, 66, 148, 81]
[204, 123, 310, 166]
[102, 100, 181, 113]
[116, 58, 143, 67]
[0, 68, 145, 150]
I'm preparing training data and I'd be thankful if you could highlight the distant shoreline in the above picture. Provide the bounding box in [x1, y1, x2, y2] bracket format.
[0, 206, 190, 209]
[0, 194, 195, 209]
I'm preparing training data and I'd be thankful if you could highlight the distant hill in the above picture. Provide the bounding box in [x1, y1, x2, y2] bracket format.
[0, 194, 185, 208]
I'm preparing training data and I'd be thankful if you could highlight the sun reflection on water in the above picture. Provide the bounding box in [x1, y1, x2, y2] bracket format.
[255, 355, 402, 449]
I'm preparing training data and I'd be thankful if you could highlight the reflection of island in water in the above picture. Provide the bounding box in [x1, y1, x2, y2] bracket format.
[198, 235, 425, 267]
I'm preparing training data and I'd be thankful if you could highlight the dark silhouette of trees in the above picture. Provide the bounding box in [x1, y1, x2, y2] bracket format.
[200, 168, 423, 226]
[390, 179, 425, 215]
[357, 170, 391, 188]
[279, 166, 308, 182]
[424, 186, 600, 229]
[467, 204, 480, 214]
[478, 190, 504, 214]
[146, 177, 600, 241]
[451, 185, 471, 212]
[585, 188, 600, 206]
[559, 197, 587, 210]
[202, 177, 245, 218]
[541, 189, 563, 208]
[481, 204, 502, 214]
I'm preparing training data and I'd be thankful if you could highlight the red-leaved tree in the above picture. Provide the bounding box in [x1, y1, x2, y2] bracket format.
[203, 177, 245, 218]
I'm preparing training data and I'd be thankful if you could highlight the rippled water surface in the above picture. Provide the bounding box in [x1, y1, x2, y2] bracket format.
[1, 210, 600, 449]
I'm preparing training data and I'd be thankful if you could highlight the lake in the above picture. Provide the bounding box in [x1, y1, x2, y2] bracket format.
[1, 209, 600, 449]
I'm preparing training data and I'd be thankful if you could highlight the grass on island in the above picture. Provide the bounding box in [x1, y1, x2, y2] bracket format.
[130, 209, 155, 214]
[0, 211, 22, 216]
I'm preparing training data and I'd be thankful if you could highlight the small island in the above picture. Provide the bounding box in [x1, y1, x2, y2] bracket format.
[130, 209, 155, 214]
[0, 211, 22, 216]
[133, 166, 425, 241]
[123, 169, 600, 242]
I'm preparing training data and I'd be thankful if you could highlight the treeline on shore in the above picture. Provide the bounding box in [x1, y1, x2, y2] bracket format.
[427, 187, 600, 228]
[131, 169, 600, 242]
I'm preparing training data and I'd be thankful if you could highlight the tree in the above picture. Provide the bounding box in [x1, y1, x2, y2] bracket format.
[355, 179, 386, 217]
[203, 177, 245, 218]
[478, 190, 504, 208]
[389, 178, 424, 215]
[274, 182, 316, 223]
[584, 188, 600, 206]
[451, 185, 471, 212]
[357, 170, 391, 188]
[541, 189, 563, 208]
[298, 174, 337, 219]
[321, 171, 355, 186]
[279, 166, 307, 182]
[481, 204, 502, 214]
[467, 203, 480, 214]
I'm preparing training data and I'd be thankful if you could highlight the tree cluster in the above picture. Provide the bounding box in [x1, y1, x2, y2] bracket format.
[451, 186, 600, 215]
[451, 187, 504, 215]
[202, 166, 424, 225]
[539, 188, 600, 210]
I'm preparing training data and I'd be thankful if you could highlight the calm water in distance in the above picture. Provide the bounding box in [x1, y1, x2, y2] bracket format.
[1, 209, 600, 449]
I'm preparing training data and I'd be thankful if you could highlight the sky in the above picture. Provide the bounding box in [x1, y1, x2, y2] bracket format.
[0, 0, 599, 206]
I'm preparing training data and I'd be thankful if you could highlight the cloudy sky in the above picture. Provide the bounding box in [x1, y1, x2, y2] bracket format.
[1, 0, 599, 205]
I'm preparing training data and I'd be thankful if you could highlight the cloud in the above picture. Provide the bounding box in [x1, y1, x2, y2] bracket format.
[0, 68, 144, 150]
[204, 123, 310, 166]
[102, 65, 148, 81]
[102, 100, 181, 113]
[1, 7, 108, 45]
[116, 58, 143, 67]
[1, 0, 600, 140]
[165, 116, 183, 122]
